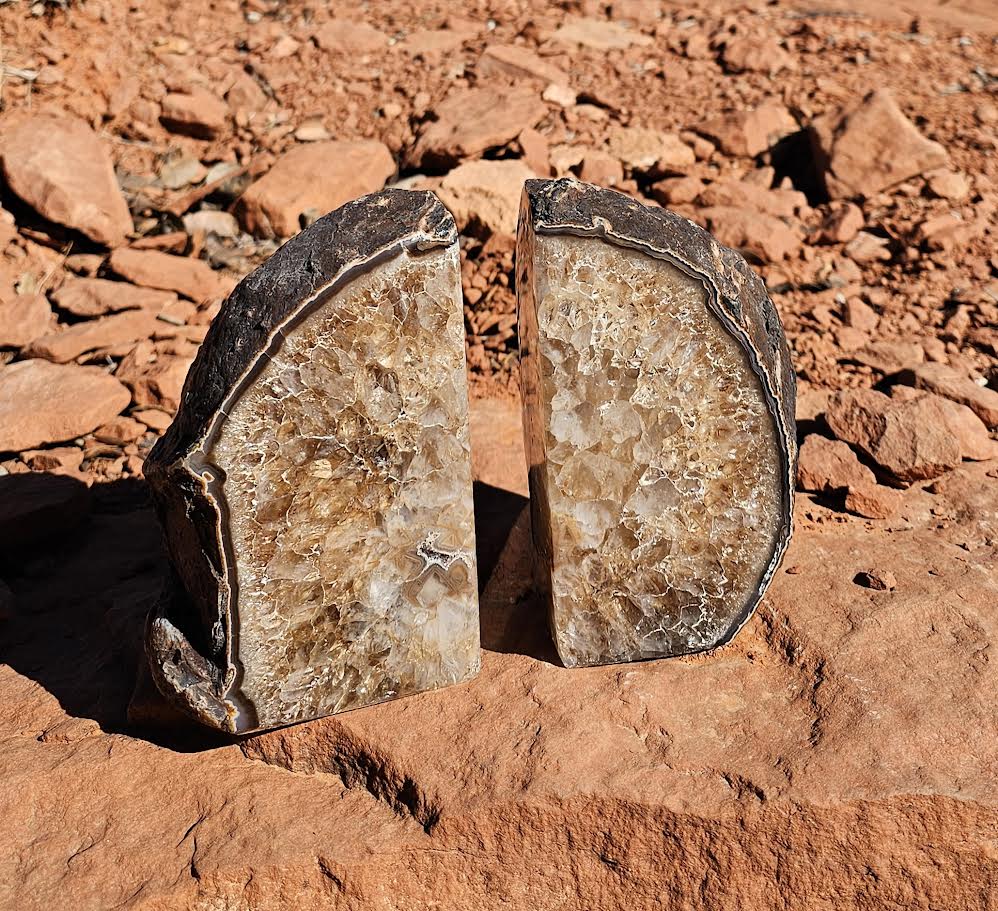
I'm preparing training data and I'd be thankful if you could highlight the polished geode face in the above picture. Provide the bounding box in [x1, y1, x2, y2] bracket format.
[207, 246, 479, 728]
[521, 233, 782, 667]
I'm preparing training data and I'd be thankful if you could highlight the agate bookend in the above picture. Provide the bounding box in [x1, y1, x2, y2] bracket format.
[145, 190, 480, 733]
[516, 178, 796, 667]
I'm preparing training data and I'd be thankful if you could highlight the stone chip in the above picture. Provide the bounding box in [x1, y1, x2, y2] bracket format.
[826, 388, 960, 483]
[236, 140, 396, 238]
[407, 86, 546, 171]
[905, 362, 998, 429]
[698, 104, 798, 158]
[437, 158, 537, 237]
[797, 434, 875, 493]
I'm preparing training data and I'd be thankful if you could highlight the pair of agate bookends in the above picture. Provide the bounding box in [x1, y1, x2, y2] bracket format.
[144, 179, 797, 734]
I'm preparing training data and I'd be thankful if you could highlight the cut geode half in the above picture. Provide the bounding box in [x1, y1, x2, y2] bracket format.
[517, 179, 796, 667]
[144, 190, 480, 733]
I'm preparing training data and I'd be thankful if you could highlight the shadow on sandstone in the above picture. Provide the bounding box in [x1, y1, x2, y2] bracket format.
[0, 472, 230, 751]
[0, 472, 557, 752]
[473, 481, 559, 666]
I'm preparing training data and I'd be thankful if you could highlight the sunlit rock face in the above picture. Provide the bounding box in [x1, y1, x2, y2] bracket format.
[518, 180, 792, 667]
[205, 246, 479, 728]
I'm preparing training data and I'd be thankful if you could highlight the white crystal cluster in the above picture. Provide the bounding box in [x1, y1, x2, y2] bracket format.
[527, 234, 782, 666]
[210, 247, 479, 727]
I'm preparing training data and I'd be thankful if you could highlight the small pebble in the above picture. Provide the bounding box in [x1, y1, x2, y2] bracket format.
[854, 570, 898, 591]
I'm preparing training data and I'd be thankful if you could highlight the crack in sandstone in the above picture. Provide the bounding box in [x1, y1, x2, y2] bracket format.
[752, 601, 867, 785]
[719, 771, 768, 802]
[178, 811, 209, 883]
[240, 724, 442, 834]
[316, 857, 346, 893]
[754, 603, 833, 749]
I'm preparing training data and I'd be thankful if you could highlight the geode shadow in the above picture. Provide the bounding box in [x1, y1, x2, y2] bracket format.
[473, 481, 558, 665]
[0, 474, 231, 751]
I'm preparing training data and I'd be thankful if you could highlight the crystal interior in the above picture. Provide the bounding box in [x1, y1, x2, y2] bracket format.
[522, 233, 782, 666]
[208, 246, 479, 728]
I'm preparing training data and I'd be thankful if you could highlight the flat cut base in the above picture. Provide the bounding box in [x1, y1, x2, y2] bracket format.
[208, 245, 479, 728]
[525, 233, 782, 666]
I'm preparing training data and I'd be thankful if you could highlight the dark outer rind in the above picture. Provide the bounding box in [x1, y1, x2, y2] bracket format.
[520, 178, 797, 656]
[144, 189, 459, 733]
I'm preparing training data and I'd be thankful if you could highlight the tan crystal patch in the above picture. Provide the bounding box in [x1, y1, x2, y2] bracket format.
[208, 246, 479, 727]
[523, 233, 782, 666]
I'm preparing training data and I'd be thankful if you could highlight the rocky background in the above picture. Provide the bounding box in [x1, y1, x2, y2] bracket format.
[0, 1, 996, 908]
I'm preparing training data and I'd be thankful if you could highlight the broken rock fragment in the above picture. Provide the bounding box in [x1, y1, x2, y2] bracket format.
[312, 18, 388, 55]
[0, 293, 54, 348]
[933, 395, 998, 461]
[160, 89, 229, 140]
[517, 179, 796, 666]
[52, 277, 178, 317]
[720, 35, 794, 76]
[845, 482, 902, 520]
[906, 362, 998, 429]
[851, 340, 924, 374]
[607, 127, 694, 172]
[26, 309, 160, 364]
[698, 104, 798, 158]
[144, 190, 480, 732]
[797, 433, 875, 493]
[695, 179, 806, 219]
[812, 202, 865, 245]
[0, 359, 130, 452]
[855, 568, 897, 591]
[697, 207, 802, 263]
[437, 158, 536, 237]
[236, 140, 395, 238]
[551, 17, 652, 51]
[407, 86, 546, 171]
[115, 341, 193, 412]
[479, 44, 568, 86]
[109, 248, 230, 301]
[825, 388, 960, 483]
[0, 114, 133, 247]
[811, 90, 949, 199]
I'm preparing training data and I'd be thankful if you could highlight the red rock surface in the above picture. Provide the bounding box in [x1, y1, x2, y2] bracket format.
[2, 403, 997, 910]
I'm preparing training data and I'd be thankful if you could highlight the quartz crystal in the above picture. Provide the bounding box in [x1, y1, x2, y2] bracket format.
[144, 191, 480, 733]
[517, 179, 796, 667]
